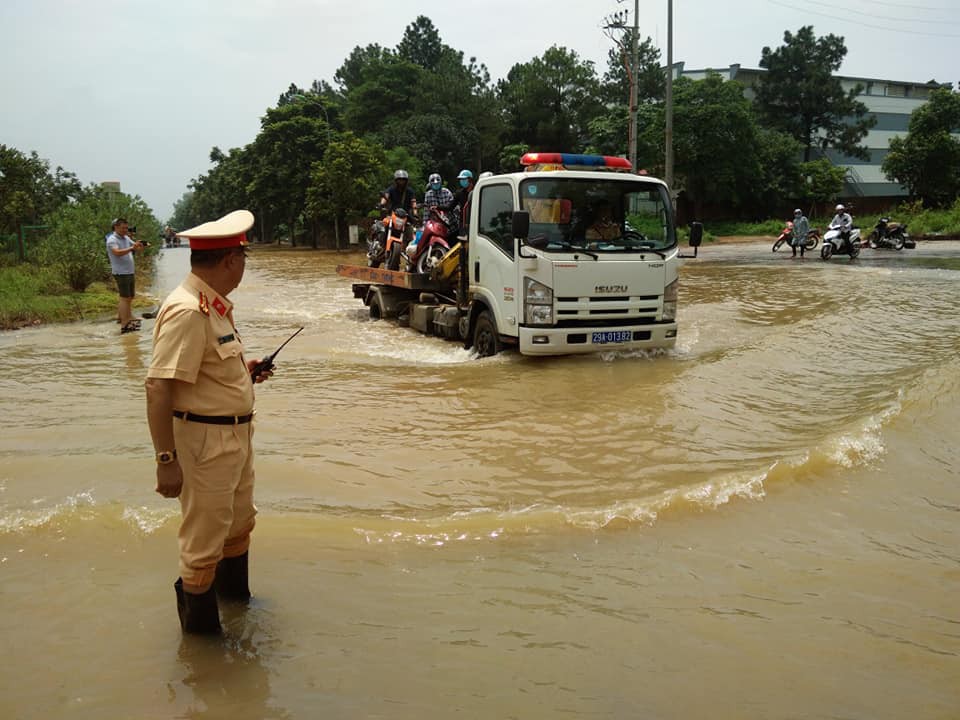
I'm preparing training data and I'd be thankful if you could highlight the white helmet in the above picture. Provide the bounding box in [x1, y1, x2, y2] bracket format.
[794, 208, 802, 215]
[835, 204, 845, 212]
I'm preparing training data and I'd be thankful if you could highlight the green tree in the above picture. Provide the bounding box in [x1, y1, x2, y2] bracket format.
[40, 187, 159, 291]
[396, 16, 444, 71]
[754, 128, 805, 214]
[497, 46, 603, 152]
[306, 133, 386, 248]
[601, 32, 664, 106]
[187, 145, 253, 231]
[0, 145, 84, 236]
[342, 56, 424, 136]
[246, 99, 333, 244]
[639, 74, 774, 216]
[497, 144, 530, 173]
[882, 87, 960, 207]
[755, 26, 875, 162]
[797, 158, 846, 213]
[334, 44, 390, 93]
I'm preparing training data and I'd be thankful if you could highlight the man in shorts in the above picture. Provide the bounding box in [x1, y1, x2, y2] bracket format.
[105, 217, 144, 333]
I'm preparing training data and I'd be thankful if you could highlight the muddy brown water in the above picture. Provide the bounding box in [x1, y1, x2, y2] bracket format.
[1, 242, 958, 718]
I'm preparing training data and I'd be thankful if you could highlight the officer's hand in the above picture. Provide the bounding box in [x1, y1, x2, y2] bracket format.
[247, 358, 273, 383]
[156, 463, 183, 499]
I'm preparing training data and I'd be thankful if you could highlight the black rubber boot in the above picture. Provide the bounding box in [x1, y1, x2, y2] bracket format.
[174, 578, 222, 635]
[214, 552, 251, 603]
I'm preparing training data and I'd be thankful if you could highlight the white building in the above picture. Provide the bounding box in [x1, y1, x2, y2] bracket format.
[675, 63, 952, 202]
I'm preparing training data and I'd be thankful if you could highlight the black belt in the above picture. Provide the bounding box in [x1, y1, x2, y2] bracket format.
[173, 410, 254, 425]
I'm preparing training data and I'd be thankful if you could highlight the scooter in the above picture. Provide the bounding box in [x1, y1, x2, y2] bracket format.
[820, 223, 861, 260]
[406, 206, 453, 274]
[368, 207, 410, 270]
[868, 217, 910, 250]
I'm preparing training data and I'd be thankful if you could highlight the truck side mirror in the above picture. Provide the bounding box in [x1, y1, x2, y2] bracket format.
[689, 222, 703, 247]
[512, 211, 530, 241]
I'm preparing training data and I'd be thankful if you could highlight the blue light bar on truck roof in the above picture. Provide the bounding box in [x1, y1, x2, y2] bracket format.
[520, 153, 633, 171]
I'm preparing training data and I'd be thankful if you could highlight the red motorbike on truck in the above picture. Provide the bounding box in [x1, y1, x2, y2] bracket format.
[406, 206, 454, 274]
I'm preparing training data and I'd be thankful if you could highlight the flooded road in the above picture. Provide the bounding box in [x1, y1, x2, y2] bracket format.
[2, 241, 958, 718]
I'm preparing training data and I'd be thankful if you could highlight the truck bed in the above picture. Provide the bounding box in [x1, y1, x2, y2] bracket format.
[335, 264, 453, 292]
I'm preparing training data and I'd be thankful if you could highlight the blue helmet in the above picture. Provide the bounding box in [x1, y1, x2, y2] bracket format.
[457, 169, 473, 180]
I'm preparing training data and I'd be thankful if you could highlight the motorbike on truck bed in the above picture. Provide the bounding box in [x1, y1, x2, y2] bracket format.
[367, 207, 411, 270]
[406, 206, 454, 274]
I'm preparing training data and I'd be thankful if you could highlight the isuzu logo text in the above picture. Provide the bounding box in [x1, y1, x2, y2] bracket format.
[595, 285, 628, 294]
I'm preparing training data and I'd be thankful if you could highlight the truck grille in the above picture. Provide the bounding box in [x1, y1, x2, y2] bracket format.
[555, 294, 661, 326]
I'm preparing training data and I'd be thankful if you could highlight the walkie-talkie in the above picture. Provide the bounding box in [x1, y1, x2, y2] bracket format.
[250, 327, 304, 381]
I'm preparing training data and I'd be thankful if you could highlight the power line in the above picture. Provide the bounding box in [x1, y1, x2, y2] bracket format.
[800, 0, 960, 24]
[766, 0, 960, 37]
[853, 0, 954, 9]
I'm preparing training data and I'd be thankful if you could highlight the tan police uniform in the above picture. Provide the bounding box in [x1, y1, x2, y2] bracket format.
[148, 273, 256, 590]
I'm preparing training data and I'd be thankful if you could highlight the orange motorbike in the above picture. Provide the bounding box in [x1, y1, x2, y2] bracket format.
[368, 207, 411, 270]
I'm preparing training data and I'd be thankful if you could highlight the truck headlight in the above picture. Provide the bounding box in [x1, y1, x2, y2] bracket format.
[524, 277, 553, 325]
[662, 278, 678, 321]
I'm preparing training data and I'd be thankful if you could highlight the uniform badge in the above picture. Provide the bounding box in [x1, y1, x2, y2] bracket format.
[212, 297, 227, 316]
[198, 292, 210, 316]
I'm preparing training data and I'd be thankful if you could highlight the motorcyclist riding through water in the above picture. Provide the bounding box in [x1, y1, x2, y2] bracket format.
[831, 204, 853, 243]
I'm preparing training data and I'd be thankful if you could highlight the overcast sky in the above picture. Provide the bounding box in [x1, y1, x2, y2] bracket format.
[2, 0, 957, 222]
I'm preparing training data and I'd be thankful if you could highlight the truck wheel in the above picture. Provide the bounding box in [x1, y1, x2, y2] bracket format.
[369, 294, 383, 320]
[473, 311, 500, 357]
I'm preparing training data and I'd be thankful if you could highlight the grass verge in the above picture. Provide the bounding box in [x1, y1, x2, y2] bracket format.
[0, 264, 151, 330]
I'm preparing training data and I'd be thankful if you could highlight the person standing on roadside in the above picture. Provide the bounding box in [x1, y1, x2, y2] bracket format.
[145, 209, 272, 635]
[791, 208, 809, 258]
[106, 217, 143, 333]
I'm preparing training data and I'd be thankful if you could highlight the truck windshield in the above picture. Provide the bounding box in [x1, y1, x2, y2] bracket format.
[518, 177, 676, 252]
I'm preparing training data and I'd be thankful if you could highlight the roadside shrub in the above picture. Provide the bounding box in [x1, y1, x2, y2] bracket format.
[37, 188, 160, 291]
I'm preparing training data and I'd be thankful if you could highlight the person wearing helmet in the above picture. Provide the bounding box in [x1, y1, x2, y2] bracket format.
[831, 203, 853, 244]
[424, 172, 458, 233]
[454, 170, 475, 237]
[424, 172, 454, 212]
[380, 169, 418, 216]
[791, 208, 809, 258]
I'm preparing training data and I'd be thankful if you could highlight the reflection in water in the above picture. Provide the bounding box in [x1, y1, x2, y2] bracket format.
[176, 609, 288, 720]
[121, 332, 145, 375]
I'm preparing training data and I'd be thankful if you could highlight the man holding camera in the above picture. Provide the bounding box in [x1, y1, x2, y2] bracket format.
[105, 217, 144, 333]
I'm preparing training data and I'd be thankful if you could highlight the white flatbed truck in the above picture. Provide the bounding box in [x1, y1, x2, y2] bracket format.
[337, 153, 701, 357]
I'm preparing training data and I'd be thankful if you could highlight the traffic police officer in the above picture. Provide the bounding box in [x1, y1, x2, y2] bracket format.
[145, 209, 271, 634]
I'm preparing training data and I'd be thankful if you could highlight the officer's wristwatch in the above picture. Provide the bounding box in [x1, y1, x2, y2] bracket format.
[155, 449, 178, 465]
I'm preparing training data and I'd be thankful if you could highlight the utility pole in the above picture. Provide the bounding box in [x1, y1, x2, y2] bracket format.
[602, 2, 639, 168]
[629, 0, 639, 170]
[665, 0, 674, 201]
